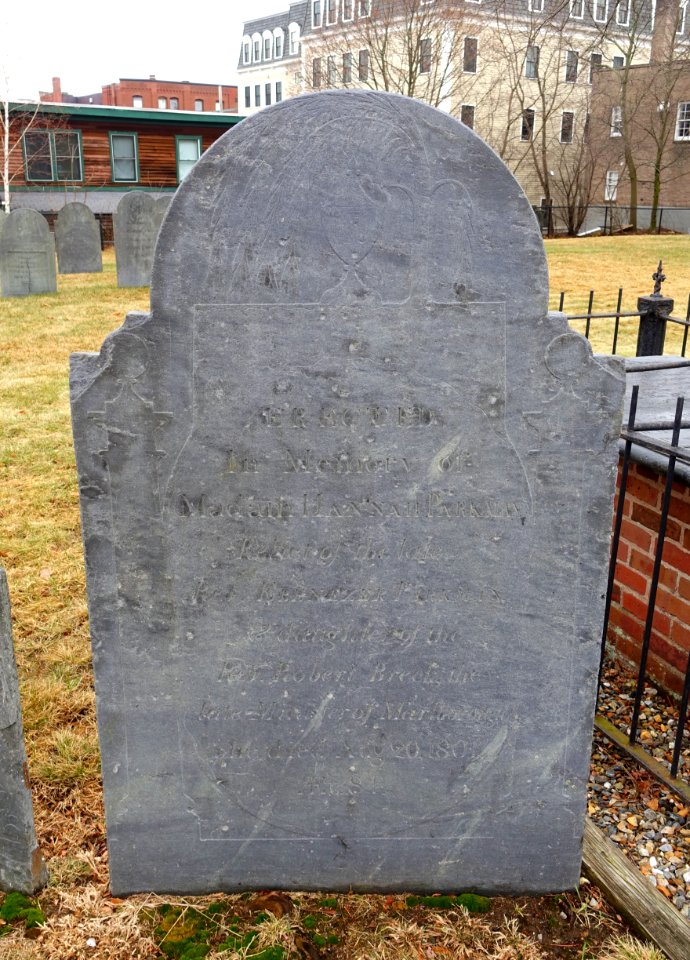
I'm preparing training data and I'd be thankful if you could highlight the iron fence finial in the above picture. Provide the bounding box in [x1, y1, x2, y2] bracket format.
[653, 260, 666, 296]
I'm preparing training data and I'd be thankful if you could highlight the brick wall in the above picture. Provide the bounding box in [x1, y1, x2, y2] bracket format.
[607, 459, 690, 695]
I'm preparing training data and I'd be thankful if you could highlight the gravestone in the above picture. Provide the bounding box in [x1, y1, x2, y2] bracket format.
[0, 210, 7, 235]
[154, 195, 172, 237]
[0, 209, 56, 297]
[56, 202, 102, 274]
[0, 570, 48, 893]
[71, 91, 625, 896]
[113, 192, 158, 287]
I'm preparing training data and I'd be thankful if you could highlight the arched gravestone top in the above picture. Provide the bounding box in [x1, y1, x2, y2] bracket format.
[71, 92, 625, 896]
[0, 209, 56, 297]
[56, 202, 102, 275]
[113, 192, 158, 287]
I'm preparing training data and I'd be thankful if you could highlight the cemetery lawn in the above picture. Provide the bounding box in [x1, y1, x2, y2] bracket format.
[0, 241, 681, 959]
[546, 233, 690, 355]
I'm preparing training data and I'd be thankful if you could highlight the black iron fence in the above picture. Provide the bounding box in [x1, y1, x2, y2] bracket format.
[534, 203, 690, 236]
[560, 262, 690, 358]
[597, 383, 690, 802]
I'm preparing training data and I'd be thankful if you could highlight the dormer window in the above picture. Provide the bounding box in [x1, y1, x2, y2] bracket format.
[313, 0, 322, 27]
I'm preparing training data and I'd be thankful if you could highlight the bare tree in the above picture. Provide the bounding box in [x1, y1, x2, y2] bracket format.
[303, 0, 482, 110]
[478, 0, 615, 229]
[0, 64, 43, 213]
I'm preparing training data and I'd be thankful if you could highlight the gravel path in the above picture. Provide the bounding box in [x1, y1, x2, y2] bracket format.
[590, 661, 690, 918]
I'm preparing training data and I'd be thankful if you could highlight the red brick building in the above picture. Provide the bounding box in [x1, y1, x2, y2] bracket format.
[40, 76, 238, 114]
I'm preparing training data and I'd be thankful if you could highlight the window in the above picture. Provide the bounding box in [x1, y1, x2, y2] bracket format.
[264, 37, 271, 58]
[276, 81, 283, 102]
[676, 101, 690, 140]
[529, 0, 544, 9]
[521, 108, 535, 141]
[245, 86, 251, 109]
[589, 52, 602, 82]
[243, 41, 250, 63]
[570, 0, 584, 16]
[463, 37, 478, 73]
[359, 48, 369, 81]
[109, 132, 138, 182]
[613, 55, 624, 69]
[343, 0, 354, 18]
[290, 27, 299, 54]
[328, 55, 337, 86]
[265, 83, 272, 106]
[313, 57, 322, 87]
[23, 130, 83, 181]
[560, 111, 574, 142]
[358, 0, 370, 14]
[132, 95, 143, 108]
[604, 170, 619, 201]
[616, 0, 630, 24]
[460, 104, 475, 129]
[610, 105, 622, 135]
[158, 96, 167, 109]
[343, 51, 353, 83]
[176, 136, 201, 181]
[565, 50, 578, 82]
[326, 0, 336, 24]
[254, 40, 260, 60]
[170, 97, 179, 109]
[255, 85, 261, 107]
[678, 1, 687, 33]
[525, 45, 539, 78]
[275, 34, 283, 57]
[313, 0, 322, 26]
[420, 37, 431, 74]
[194, 99, 203, 111]
[594, 0, 608, 21]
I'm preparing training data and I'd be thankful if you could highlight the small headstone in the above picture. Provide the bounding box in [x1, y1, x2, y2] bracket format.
[154, 196, 172, 237]
[0, 209, 56, 297]
[0, 570, 48, 893]
[55, 202, 102, 275]
[113, 192, 158, 287]
[0, 210, 7, 235]
[71, 92, 625, 896]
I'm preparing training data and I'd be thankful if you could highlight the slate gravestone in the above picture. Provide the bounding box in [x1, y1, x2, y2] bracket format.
[113, 192, 158, 287]
[71, 91, 625, 896]
[0, 209, 56, 297]
[56, 202, 102, 275]
[0, 210, 7, 235]
[0, 570, 48, 893]
[154, 196, 171, 237]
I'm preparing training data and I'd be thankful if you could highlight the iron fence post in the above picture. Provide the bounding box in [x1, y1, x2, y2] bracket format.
[636, 261, 674, 357]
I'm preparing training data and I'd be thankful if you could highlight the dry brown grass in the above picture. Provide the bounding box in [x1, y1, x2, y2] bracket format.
[0, 239, 684, 959]
[546, 234, 690, 355]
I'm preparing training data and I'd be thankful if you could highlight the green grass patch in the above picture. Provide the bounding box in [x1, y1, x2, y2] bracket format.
[0, 892, 46, 935]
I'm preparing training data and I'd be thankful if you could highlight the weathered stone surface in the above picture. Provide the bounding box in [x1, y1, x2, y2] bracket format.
[71, 91, 625, 896]
[0, 570, 48, 893]
[113, 192, 157, 287]
[0, 209, 56, 297]
[154, 196, 171, 237]
[56, 202, 102, 275]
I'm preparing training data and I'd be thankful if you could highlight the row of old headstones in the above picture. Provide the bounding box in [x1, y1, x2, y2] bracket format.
[0, 194, 171, 297]
[3, 91, 624, 898]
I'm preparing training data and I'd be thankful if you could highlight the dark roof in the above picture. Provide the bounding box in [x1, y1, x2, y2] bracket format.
[238, 2, 310, 70]
[11, 102, 244, 126]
